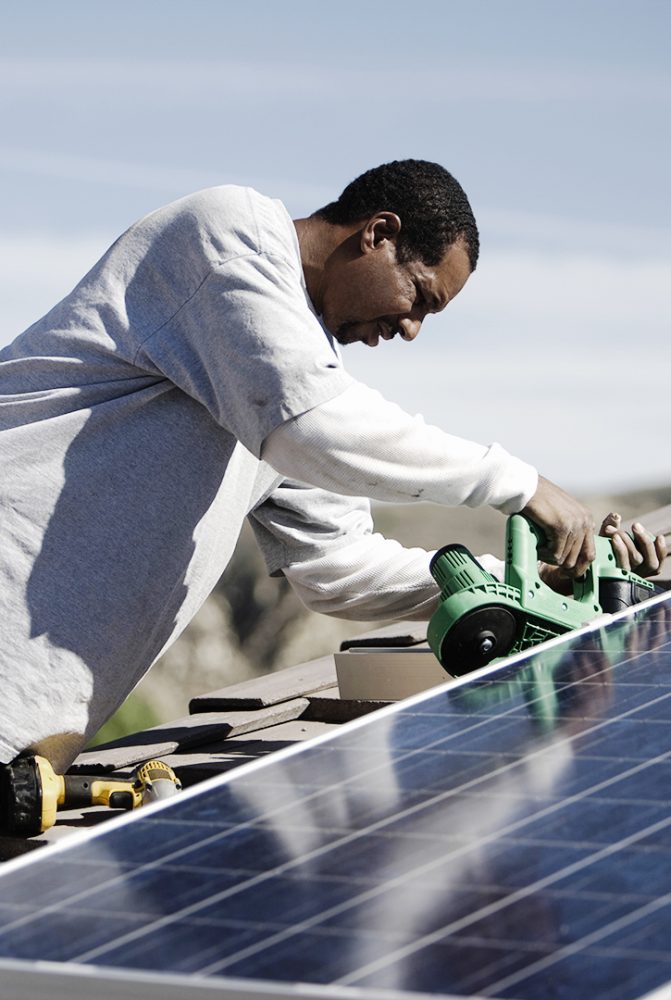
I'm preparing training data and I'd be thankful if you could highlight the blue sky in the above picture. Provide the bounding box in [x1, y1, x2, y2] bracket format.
[1, 1, 669, 493]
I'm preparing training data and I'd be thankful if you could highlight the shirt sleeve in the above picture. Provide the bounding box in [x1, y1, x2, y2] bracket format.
[249, 481, 507, 622]
[262, 381, 538, 514]
[133, 249, 353, 458]
[249, 480, 441, 620]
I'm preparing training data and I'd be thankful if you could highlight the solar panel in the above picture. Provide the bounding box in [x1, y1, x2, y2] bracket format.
[1, 593, 671, 1000]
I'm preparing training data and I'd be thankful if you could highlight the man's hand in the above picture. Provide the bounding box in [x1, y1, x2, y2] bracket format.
[599, 512, 667, 575]
[539, 511, 668, 594]
[521, 474, 595, 576]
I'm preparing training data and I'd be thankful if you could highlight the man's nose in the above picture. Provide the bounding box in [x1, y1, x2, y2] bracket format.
[399, 316, 422, 341]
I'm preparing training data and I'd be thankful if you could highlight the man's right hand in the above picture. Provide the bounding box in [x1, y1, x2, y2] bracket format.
[521, 474, 596, 576]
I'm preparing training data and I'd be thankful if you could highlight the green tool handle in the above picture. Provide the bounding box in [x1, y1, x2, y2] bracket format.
[505, 514, 653, 624]
[506, 516, 599, 610]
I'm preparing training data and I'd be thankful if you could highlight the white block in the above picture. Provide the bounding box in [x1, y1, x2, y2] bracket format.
[334, 647, 450, 701]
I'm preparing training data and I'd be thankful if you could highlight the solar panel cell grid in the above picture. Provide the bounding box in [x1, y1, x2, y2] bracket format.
[0, 596, 670, 999]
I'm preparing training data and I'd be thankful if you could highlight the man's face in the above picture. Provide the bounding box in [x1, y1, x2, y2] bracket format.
[320, 229, 472, 348]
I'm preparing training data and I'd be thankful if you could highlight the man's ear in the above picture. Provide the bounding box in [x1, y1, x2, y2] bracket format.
[360, 212, 402, 253]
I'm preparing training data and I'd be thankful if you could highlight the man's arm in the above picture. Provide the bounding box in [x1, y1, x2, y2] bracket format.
[263, 382, 595, 574]
[263, 382, 538, 512]
[249, 481, 440, 621]
[599, 512, 667, 574]
[250, 481, 508, 620]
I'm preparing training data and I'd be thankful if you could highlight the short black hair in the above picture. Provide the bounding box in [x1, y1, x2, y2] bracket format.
[315, 159, 479, 270]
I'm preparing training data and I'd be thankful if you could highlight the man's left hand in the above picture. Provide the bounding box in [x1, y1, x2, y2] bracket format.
[599, 512, 667, 576]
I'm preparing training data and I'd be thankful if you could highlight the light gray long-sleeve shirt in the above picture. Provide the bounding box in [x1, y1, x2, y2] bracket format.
[0, 185, 535, 768]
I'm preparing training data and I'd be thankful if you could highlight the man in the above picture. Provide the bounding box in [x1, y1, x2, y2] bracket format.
[0, 159, 665, 774]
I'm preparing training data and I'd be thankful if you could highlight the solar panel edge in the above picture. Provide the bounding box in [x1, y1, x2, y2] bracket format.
[638, 984, 671, 1000]
[0, 956, 474, 1000]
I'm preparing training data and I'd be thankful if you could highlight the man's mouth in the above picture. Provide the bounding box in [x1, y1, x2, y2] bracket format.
[336, 320, 397, 348]
[366, 321, 397, 348]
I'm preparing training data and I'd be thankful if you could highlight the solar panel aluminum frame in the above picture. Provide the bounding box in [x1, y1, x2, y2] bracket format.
[0, 957, 471, 1000]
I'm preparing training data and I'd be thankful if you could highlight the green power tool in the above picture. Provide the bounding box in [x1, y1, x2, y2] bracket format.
[427, 514, 660, 676]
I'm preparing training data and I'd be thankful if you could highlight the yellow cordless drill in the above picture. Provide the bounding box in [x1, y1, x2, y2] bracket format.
[0, 755, 182, 838]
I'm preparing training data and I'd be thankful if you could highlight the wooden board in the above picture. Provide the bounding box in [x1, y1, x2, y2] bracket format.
[71, 699, 310, 772]
[156, 720, 341, 786]
[338, 619, 428, 651]
[625, 505, 671, 583]
[303, 686, 392, 723]
[627, 504, 671, 539]
[188, 655, 337, 712]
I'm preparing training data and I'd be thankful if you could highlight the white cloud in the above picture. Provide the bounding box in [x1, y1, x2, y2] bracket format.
[0, 234, 110, 342]
[2, 147, 668, 263]
[343, 250, 671, 493]
[480, 208, 671, 259]
[0, 148, 331, 211]
[1, 235, 668, 493]
[0, 148, 220, 193]
[0, 57, 669, 105]
[449, 250, 671, 343]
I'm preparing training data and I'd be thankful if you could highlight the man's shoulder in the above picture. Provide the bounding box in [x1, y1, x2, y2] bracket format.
[178, 183, 273, 216]
[160, 185, 296, 262]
